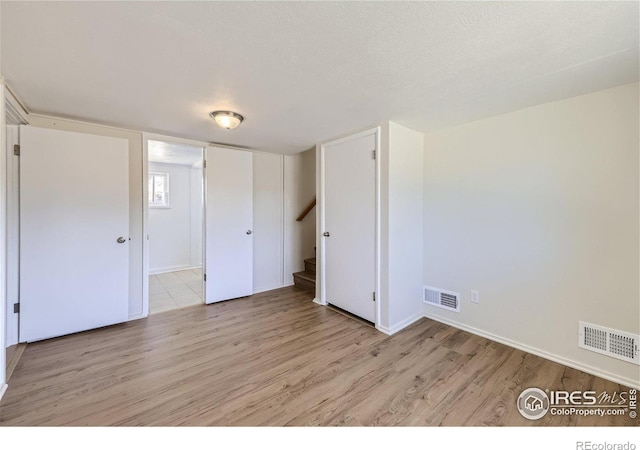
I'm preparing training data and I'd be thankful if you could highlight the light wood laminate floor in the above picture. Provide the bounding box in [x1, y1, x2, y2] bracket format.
[0, 287, 636, 426]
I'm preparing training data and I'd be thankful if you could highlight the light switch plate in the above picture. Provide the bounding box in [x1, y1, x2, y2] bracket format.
[470, 290, 480, 304]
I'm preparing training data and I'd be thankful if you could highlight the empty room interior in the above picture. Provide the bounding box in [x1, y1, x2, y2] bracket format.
[0, 1, 638, 433]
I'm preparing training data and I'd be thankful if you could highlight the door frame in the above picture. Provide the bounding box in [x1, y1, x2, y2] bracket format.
[141, 133, 208, 317]
[316, 126, 381, 328]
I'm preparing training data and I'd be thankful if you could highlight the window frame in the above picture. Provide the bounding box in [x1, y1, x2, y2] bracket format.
[148, 171, 170, 208]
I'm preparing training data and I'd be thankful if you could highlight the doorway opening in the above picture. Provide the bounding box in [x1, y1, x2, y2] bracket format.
[147, 139, 204, 315]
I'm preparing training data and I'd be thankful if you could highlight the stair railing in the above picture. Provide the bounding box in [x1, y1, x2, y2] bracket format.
[296, 197, 316, 222]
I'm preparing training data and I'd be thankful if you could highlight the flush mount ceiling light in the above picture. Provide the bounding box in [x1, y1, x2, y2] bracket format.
[209, 110, 244, 130]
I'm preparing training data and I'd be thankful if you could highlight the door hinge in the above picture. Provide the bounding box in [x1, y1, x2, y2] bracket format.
[203, 160, 207, 168]
[14, 144, 20, 156]
[373, 292, 376, 302]
[13, 303, 20, 313]
[204, 273, 206, 282]
[372, 150, 376, 160]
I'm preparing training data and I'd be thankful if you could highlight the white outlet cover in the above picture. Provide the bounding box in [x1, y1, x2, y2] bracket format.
[470, 290, 480, 304]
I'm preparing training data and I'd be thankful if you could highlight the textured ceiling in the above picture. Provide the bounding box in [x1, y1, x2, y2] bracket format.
[148, 140, 203, 166]
[1, 1, 638, 154]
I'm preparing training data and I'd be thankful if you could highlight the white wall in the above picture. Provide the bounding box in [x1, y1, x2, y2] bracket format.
[253, 152, 284, 292]
[377, 122, 424, 333]
[149, 162, 202, 274]
[27, 114, 145, 319]
[284, 148, 316, 286]
[386, 122, 424, 329]
[422, 82, 640, 388]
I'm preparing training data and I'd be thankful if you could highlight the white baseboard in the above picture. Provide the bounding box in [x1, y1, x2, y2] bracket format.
[0, 384, 7, 402]
[423, 312, 640, 390]
[128, 312, 148, 321]
[376, 311, 424, 336]
[149, 265, 201, 275]
[312, 298, 325, 306]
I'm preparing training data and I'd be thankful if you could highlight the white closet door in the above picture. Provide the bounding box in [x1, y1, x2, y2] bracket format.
[20, 126, 129, 342]
[205, 147, 253, 303]
[323, 132, 376, 323]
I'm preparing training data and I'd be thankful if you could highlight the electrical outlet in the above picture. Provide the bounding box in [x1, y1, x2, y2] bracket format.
[470, 290, 480, 304]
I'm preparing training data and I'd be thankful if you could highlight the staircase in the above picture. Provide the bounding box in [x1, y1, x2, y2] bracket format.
[293, 199, 317, 293]
[293, 257, 316, 293]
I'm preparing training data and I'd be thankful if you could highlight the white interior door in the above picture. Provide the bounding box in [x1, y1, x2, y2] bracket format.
[205, 147, 253, 303]
[323, 132, 376, 322]
[20, 126, 129, 342]
[5, 124, 20, 347]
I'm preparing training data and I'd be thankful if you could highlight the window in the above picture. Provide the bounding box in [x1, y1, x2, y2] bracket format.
[149, 172, 170, 208]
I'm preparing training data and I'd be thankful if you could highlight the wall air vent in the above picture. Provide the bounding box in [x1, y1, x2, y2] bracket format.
[579, 321, 639, 365]
[423, 286, 460, 313]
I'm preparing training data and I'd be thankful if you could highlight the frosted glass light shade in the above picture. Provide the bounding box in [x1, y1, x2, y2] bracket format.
[210, 111, 244, 130]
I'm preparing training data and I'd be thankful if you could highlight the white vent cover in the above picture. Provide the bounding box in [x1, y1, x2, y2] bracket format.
[423, 286, 460, 312]
[579, 321, 639, 365]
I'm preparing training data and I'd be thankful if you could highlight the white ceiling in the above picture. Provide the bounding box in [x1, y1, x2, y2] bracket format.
[148, 140, 203, 166]
[1, 2, 638, 154]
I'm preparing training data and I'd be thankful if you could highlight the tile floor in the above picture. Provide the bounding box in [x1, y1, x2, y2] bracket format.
[149, 268, 203, 314]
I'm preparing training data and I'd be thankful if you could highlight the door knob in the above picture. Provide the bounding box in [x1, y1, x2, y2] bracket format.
[117, 236, 127, 244]
[246, 230, 253, 235]
[323, 232, 330, 237]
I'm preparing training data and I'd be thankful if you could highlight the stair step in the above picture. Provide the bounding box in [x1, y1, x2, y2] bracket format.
[293, 270, 315, 282]
[293, 270, 315, 292]
[304, 257, 316, 275]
